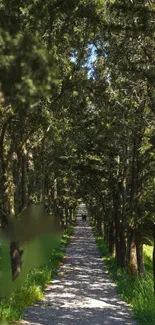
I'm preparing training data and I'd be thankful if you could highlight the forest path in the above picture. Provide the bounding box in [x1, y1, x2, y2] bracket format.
[22, 222, 137, 325]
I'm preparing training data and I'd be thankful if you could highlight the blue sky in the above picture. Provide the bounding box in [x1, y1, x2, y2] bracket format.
[70, 44, 97, 78]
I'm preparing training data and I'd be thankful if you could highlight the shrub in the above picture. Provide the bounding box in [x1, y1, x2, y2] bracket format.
[94, 228, 155, 325]
[0, 226, 73, 322]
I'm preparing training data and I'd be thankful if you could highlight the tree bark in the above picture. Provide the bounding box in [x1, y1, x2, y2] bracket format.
[114, 208, 121, 267]
[10, 241, 23, 281]
[21, 149, 28, 209]
[135, 232, 145, 275]
[108, 220, 115, 255]
[126, 227, 138, 275]
[97, 214, 103, 236]
[65, 205, 69, 227]
[2, 152, 15, 217]
[104, 219, 109, 245]
[119, 226, 126, 268]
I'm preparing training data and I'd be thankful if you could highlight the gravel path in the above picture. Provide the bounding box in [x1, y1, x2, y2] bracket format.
[22, 222, 137, 325]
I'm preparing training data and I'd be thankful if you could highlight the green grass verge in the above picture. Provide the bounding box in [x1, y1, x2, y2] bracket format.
[0, 226, 74, 322]
[93, 225, 155, 325]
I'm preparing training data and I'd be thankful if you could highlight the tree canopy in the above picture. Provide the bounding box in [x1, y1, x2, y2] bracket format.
[1, 0, 155, 296]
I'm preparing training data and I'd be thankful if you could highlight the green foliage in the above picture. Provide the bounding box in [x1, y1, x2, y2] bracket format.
[95, 228, 155, 325]
[0, 1, 155, 324]
[143, 245, 153, 274]
[0, 226, 73, 322]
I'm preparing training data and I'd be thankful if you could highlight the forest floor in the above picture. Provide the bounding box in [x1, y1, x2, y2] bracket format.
[21, 221, 137, 325]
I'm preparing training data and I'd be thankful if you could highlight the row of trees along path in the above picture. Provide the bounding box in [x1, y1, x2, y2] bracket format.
[22, 205, 136, 325]
[1, 0, 155, 321]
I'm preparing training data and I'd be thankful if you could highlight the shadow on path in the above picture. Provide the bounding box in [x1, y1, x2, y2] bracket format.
[22, 222, 137, 325]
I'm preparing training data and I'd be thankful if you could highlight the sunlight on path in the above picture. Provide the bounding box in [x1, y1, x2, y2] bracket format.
[22, 217, 136, 325]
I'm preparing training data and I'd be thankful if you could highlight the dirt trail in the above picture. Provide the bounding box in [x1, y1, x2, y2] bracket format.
[22, 222, 137, 325]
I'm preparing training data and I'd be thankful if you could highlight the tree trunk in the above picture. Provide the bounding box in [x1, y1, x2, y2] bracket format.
[130, 240, 138, 275]
[69, 208, 73, 224]
[108, 220, 115, 255]
[40, 142, 45, 202]
[14, 150, 21, 214]
[104, 220, 109, 245]
[119, 226, 126, 268]
[2, 152, 15, 217]
[114, 209, 121, 267]
[135, 232, 145, 275]
[65, 205, 69, 227]
[21, 149, 28, 209]
[10, 241, 23, 281]
[60, 208, 65, 230]
[126, 227, 138, 275]
[97, 214, 102, 236]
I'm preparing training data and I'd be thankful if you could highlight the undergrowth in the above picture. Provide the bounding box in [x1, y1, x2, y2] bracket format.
[93, 225, 155, 325]
[0, 226, 73, 322]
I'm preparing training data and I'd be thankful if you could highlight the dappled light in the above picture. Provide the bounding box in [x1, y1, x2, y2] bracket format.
[0, 1, 155, 323]
[23, 221, 136, 325]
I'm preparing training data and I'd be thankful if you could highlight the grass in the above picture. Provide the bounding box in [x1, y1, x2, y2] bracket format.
[93, 225, 155, 325]
[0, 226, 74, 322]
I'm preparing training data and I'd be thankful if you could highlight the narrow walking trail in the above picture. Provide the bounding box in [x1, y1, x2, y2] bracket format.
[22, 222, 137, 325]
